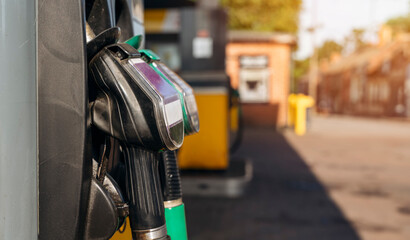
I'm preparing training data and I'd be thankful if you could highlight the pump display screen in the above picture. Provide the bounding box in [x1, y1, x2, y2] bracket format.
[129, 58, 183, 127]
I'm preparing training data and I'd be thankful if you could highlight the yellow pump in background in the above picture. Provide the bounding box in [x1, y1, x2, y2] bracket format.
[288, 94, 315, 136]
[110, 218, 132, 239]
[178, 87, 230, 170]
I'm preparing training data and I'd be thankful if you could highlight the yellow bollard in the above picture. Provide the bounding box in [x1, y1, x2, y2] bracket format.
[288, 94, 314, 136]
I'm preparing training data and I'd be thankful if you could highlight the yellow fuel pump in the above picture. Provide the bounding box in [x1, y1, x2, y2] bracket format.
[174, 72, 251, 198]
[178, 79, 229, 170]
[288, 94, 315, 136]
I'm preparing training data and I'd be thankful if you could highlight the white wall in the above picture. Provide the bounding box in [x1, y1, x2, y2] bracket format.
[0, 0, 37, 239]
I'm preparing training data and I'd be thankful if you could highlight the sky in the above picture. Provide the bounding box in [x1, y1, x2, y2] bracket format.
[296, 0, 410, 59]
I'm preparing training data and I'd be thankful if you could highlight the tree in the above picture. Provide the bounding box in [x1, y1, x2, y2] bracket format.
[343, 28, 367, 53]
[317, 40, 343, 61]
[292, 40, 343, 91]
[386, 14, 410, 34]
[293, 40, 343, 80]
[293, 57, 310, 80]
[220, 0, 302, 33]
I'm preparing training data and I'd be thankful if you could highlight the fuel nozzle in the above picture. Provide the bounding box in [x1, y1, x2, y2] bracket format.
[88, 40, 185, 240]
[90, 43, 184, 150]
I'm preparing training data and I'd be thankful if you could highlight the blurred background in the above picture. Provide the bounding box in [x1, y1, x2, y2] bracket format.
[143, 0, 410, 239]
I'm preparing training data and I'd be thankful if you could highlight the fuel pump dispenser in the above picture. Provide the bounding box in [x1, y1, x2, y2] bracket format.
[35, 0, 195, 239]
[2, 0, 204, 239]
[4, 1, 239, 239]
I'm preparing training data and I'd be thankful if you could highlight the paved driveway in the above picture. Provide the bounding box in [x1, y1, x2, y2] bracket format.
[184, 115, 410, 240]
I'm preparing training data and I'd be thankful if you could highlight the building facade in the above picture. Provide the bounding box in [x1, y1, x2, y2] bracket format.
[226, 31, 296, 127]
[318, 36, 410, 118]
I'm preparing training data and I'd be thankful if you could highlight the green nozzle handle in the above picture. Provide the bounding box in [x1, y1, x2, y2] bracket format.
[165, 204, 188, 240]
[160, 151, 188, 240]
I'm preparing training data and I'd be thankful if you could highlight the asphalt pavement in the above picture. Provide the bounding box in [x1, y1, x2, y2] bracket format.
[183, 115, 410, 240]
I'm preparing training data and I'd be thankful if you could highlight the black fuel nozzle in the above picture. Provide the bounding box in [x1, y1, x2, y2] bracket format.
[123, 146, 168, 239]
[88, 41, 184, 240]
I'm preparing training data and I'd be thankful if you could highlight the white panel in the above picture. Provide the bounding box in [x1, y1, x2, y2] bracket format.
[165, 100, 183, 126]
[193, 37, 213, 59]
[239, 68, 270, 103]
[240, 55, 269, 68]
[0, 0, 37, 239]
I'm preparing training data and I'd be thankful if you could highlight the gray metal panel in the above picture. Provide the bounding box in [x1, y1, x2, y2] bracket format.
[38, 0, 91, 239]
[0, 0, 37, 239]
[180, 8, 227, 71]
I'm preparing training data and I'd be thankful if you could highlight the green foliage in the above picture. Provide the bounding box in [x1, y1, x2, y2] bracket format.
[293, 40, 342, 85]
[292, 57, 310, 93]
[317, 40, 343, 60]
[293, 14, 410, 83]
[343, 28, 367, 52]
[293, 57, 310, 80]
[386, 14, 410, 34]
[220, 0, 302, 33]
